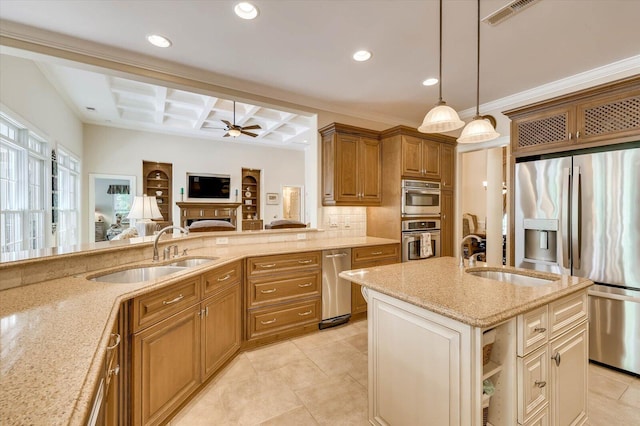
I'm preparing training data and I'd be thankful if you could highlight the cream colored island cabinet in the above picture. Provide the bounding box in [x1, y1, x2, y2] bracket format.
[364, 288, 588, 426]
[346, 259, 592, 426]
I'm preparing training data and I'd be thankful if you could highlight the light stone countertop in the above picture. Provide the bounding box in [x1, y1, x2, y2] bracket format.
[340, 256, 593, 328]
[0, 236, 398, 426]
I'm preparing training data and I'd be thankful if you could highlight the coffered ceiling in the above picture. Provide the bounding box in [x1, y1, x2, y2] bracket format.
[1, 0, 640, 135]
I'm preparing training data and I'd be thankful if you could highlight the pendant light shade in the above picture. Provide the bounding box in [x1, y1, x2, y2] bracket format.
[458, 0, 499, 143]
[418, 0, 464, 134]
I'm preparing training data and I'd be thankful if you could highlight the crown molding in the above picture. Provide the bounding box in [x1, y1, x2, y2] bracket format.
[458, 55, 640, 119]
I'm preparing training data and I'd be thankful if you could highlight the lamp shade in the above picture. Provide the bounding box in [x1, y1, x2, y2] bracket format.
[106, 184, 130, 194]
[127, 195, 163, 220]
[457, 116, 500, 144]
[418, 103, 465, 133]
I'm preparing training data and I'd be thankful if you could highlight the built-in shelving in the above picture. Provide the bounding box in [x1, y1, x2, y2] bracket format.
[241, 168, 262, 231]
[142, 160, 172, 228]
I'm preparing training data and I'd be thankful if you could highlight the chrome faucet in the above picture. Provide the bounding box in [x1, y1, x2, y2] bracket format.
[153, 226, 189, 262]
[468, 252, 483, 267]
[460, 234, 482, 267]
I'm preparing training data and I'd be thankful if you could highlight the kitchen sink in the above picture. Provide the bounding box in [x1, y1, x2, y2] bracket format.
[168, 257, 218, 267]
[466, 269, 555, 287]
[91, 266, 186, 284]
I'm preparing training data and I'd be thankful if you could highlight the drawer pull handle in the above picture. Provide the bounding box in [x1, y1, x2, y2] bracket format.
[551, 352, 561, 367]
[298, 259, 313, 264]
[534, 380, 546, 388]
[260, 288, 277, 294]
[260, 318, 277, 325]
[261, 263, 277, 268]
[298, 310, 313, 316]
[217, 274, 231, 282]
[298, 282, 313, 288]
[106, 333, 121, 350]
[533, 327, 547, 333]
[371, 251, 383, 255]
[163, 294, 184, 305]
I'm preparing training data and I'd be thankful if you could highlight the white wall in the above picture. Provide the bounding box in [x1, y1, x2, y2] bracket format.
[82, 125, 306, 238]
[0, 54, 83, 158]
[460, 150, 487, 229]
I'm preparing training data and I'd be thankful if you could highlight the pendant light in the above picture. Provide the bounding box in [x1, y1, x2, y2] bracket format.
[418, 0, 464, 134]
[457, 0, 500, 143]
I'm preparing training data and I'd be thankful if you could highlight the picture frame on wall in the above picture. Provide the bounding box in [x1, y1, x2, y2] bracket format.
[266, 192, 280, 205]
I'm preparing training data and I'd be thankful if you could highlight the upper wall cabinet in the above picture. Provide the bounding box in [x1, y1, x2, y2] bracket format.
[505, 76, 640, 156]
[401, 135, 441, 180]
[320, 123, 382, 206]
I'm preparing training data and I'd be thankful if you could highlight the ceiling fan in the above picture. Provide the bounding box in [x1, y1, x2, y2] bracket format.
[203, 100, 262, 138]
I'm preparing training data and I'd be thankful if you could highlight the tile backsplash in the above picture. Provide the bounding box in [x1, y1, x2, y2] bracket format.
[319, 206, 367, 238]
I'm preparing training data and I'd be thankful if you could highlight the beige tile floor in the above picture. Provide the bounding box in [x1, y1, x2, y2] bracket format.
[171, 320, 640, 426]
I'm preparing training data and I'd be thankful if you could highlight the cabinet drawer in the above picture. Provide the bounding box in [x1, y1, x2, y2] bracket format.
[202, 261, 242, 297]
[246, 251, 321, 276]
[517, 305, 549, 356]
[247, 298, 321, 339]
[248, 271, 321, 307]
[352, 244, 400, 265]
[132, 278, 200, 332]
[518, 345, 549, 424]
[548, 292, 588, 339]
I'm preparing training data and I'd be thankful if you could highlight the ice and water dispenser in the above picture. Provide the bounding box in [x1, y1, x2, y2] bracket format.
[523, 218, 558, 264]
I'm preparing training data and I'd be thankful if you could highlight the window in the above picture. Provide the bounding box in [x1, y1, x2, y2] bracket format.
[0, 114, 48, 253]
[55, 147, 80, 247]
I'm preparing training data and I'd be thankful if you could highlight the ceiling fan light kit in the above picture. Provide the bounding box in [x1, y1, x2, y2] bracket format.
[418, 0, 465, 134]
[205, 100, 262, 138]
[458, 0, 500, 143]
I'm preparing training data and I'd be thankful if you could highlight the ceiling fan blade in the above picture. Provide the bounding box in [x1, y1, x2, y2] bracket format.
[241, 124, 262, 130]
[201, 126, 226, 130]
[241, 130, 258, 137]
[221, 120, 232, 127]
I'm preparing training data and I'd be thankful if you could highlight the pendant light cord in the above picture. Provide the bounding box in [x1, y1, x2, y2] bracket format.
[475, 0, 480, 117]
[438, 0, 443, 104]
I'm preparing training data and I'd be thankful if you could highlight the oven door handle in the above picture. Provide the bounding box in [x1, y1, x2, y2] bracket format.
[404, 189, 440, 195]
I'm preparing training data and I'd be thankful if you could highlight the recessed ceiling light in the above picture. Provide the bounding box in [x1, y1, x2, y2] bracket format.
[353, 50, 372, 62]
[422, 78, 439, 86]
[234, 2, 259, 19]
[146, 34, 172, 48]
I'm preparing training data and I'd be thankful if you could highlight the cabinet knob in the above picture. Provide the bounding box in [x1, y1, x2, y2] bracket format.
[551, 351, 561, 367]
[534, 380, 546, 388]
[576, 130, 581, 139]
[533, 327, 547, 333]
[109, 364, 120, 377]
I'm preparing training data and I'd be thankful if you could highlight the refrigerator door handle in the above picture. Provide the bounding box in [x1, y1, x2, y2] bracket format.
[561, 167, 571, 269]
[572, 166, 581, 270]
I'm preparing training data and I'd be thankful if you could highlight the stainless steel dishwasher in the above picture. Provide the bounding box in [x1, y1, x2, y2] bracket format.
[320, 248, 352, 329]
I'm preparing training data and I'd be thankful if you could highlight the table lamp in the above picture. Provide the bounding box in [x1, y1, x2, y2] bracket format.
[127, 194, 163, 236]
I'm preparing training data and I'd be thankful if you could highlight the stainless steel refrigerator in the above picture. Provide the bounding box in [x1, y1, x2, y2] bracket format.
[515, 142, 640, 375]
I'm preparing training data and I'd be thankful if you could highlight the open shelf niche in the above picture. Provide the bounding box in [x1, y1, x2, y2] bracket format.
[142, 160, 173, 228]
[241, 168, 262, 231]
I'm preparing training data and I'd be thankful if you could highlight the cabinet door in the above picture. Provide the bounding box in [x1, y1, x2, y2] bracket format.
[512, 106, 575, 154]
[549, 322, 588, 426]
[351, 283, 368, 315]
[359, 137, 382, 204]
[132, 305, 201, 426]
[575, 88, 640, 145]
[518, 345, 549, 424]
[401, 136, 424, 177]
[440, 190, 454, 256]
[441, 144, 455, 190]
[422, 140, 441, 180]
[202, 283, 242, 380]
[335, 133, 361, 203]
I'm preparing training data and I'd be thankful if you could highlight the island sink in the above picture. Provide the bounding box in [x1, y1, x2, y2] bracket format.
[465, 269, 555, 286]
[91, 266, 186, 284]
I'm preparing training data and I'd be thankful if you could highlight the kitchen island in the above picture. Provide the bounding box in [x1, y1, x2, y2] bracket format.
[340, 257, 593, 426]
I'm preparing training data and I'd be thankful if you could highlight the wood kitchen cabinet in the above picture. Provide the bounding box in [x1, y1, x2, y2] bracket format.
[440, 190, 454, 256]
[401, 135, 441, 180]
[350, 244, 400, 318]
[505, 75, 640, 156]
[130, 262, 243, 426]
[440, 143, 455, 190]
[245, 251, 322, 345]
[320, 123, 381, 206]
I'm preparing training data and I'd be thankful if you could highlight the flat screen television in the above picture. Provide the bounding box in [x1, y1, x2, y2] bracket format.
[187, 173, 230, 199]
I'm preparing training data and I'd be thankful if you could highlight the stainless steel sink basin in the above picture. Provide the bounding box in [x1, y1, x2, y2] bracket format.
[91, 266, 186, 284]
[168, 257, 218, 267]
[466, 270, 555, 287]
